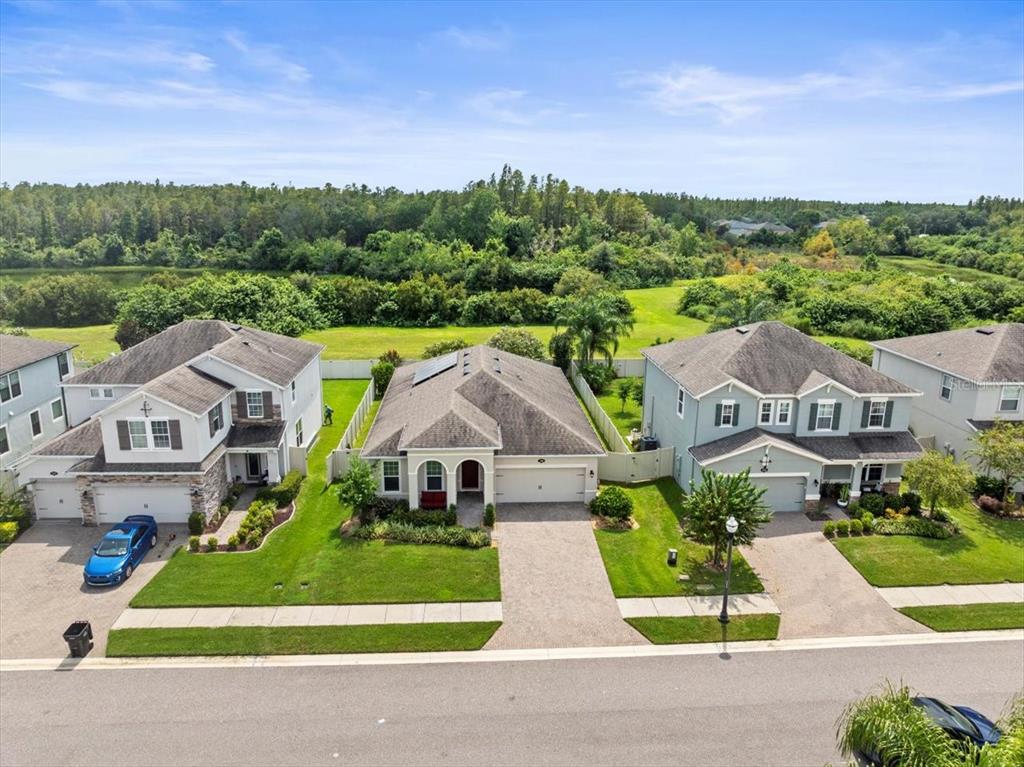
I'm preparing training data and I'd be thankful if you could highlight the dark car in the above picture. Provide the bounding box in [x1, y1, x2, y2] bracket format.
[83, 515, 158, 586]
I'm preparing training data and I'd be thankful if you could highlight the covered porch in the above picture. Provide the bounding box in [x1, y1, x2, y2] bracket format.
[820, 460, 904, 500]
[405, 449, 495, 510]
[225, 421, 287, 486]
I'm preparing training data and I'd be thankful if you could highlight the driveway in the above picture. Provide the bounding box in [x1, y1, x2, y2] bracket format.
[485, 503, 645, 649]
[740, 514, 929, 639]
[0, 520, 186, 659]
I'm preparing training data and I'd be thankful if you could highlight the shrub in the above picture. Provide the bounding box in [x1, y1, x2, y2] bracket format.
[365, 496, 406, 521]
[0, 488, 32, 532]
[857, 494, 887, 516]
[899, 491, 922, 515]
[227, 534, 239, 551]
[579, 362, 616, 394]
[483, 503, 495, 527]
[188, 535, 200, 552]
[861, 511, 875, 530]
[206, 536, 218, 551]
[589, 486, 633, 520]
[977, 495, 1005, 514]
[850, 519, 864, 535]
[187, 510, 205, 536]
[873, 516, 956, 539]
[822, 520, 836, 537]
[337, 457, 378, 520]
[0, 521, 18, 544]
[256, 471, 304, 508]
[836, 519, 850, 536]
[391, 506, 456, 527]
[487, 327, 546, 360]
[975, 475, 1008, 499]
[237, 500, 276, 546]
[422, 339, 468, 358]
[352, 521, 491, 548]
[370, 360, 395, 398]
[847, 500, 861, 517]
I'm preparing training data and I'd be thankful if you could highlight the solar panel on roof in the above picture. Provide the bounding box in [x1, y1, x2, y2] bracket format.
[413, 351, 459, 385]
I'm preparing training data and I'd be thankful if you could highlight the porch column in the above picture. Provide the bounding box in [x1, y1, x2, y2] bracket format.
[446, 469, 458, 508]
[850, 461, 863, 499]
[407, 463, 419, 510]
[267, 450, 282, 483]
[483, 469, 494, 506]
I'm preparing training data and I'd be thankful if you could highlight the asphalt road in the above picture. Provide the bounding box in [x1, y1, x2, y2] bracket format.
[1, 640, 1021, 767]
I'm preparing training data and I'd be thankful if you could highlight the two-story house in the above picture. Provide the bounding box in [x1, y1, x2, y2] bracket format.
[14, 320, 323, 525]
[0, 335, 76, 490]
[641, 322, 923, 512]
[871, 324, 1023, 489]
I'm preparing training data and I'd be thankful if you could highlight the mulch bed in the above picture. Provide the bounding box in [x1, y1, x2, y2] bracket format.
[591, 515, 638, 531]
[196, 503, 295, 552]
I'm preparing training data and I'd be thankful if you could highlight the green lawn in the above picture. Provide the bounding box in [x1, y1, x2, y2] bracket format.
[593, 479, 764, 597]
[898, 603, 1024, 632]
[876, 256, 1017, 284]
[352, 400, 380, 448]
[132, 379, 501, 607]
[832, 503, 1024, 587]
[595, 379, 643, 445]
[626, 614, 779, 644]
[106, 622, 501, 657]
[26, 324, 118, 366]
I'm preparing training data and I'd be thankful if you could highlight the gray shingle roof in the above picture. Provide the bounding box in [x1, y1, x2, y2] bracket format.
[689, 427, 923, 464]
[644, 322, 917, 397]
[70, 445, 224, 474]
[143, 366, 233, 415]
[362, 346, 604, 457]
[31, 419, 102, 457]
[0, 334, 75, 376]
[872, 324, 1023, 383]
[210, 326, 323, 386]
[226, 421, 286, 448]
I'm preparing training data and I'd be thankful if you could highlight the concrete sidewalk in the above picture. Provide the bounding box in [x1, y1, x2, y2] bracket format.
[617, 593, 780, 619]
[877, 582, 1024, 608]
[112, 602, 503, 630]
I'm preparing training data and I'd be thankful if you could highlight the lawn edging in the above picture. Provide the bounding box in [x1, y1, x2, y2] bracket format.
[626, 614, 780, 644]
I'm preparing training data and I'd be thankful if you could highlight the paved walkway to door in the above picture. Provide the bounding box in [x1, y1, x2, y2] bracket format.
[740, 514, 929, 639]
[485, 503, 646, 649]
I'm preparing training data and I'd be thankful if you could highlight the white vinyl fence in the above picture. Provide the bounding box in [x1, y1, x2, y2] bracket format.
[570, 361, 630, 454]
[325, 381, 374, 481]
[320, 359, 375, 379]
[598, 447, 675, 484]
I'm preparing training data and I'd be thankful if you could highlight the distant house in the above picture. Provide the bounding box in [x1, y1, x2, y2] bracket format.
[0, 335, 76, 489]
[360, 346, 604, 507]
[15, 320, 323, 525]
[713, 219, 794, 238]
[640, 322, 922, 512]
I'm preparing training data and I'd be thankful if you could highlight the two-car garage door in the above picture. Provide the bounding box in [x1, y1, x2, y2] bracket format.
[94, 485, 191, 524]
[494, 466, 585, 503]
[750, 476, 807, 513]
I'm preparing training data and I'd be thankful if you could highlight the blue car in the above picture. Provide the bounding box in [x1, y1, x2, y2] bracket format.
[83, 515, 158, 587]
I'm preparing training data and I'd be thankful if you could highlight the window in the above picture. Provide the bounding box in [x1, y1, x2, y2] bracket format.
[90, 388, 114, 400]
[383, 461, 400, 492]
[868, 400, 887, 428]
[0, 426, 8, 455]
[676, 387, 684, 418]
[862, 464, 884, 483]
[940, 374, 953, 401]
[291, 380, 296, 403]
[128, 421, 148, 449]
[425, 460, 444, 491]
[29, 410, 42, 437]
[209, 402, 223, 433]
[0, 371, 22, 403]
[720, 401, 735, 427]
[759, 400, 774, 425]
[150, 420, 171, 449]
[246, 391, 264, 419]
[50, 398, 64, 421]
[816, 402, 835, 431]
[776, 401, 792, 425]
[295, 418, 304, 447]
[57, 352, 70, 379]
[999, 385, 1021, 412]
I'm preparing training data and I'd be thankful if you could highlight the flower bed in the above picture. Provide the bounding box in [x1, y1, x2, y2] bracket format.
[190, 502, 295, 553]
[349, 520, 491, 548]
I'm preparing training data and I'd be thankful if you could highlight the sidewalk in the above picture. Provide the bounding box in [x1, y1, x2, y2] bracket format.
[617, 593, 780, 619]
[877, 582, 1024, 608]
[113, 602, 503, 630]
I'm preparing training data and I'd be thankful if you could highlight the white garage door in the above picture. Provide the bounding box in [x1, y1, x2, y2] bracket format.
[494, 466, 585, 503]
[751, 476, 806, 513]
[94, 484, 190, 524]
[32, 480, 81, 519]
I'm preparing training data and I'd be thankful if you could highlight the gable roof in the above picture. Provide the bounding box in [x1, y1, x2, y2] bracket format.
[0, 334, 75, 376]
[30, 419, 103, 457]
[643, 322, 916, 398]
[872, 324, 1023, 383]
[139, 365, 234, 415]
[362, 346, 604, 457]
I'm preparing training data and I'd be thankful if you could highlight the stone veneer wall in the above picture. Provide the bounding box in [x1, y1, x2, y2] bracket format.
[882, 481, 901, 495]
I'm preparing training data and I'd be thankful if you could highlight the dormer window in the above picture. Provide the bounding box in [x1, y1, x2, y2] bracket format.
[999, 385, 1020, 412]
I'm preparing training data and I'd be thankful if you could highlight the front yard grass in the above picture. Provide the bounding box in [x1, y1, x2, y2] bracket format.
[832, 503, 1024, 587]
[898, 603, 1024, 632]
[626, 614, 779, 644]
[594, 479, 764, 597]
[106, 622, 501, 657]
[132, 379, 501, 607]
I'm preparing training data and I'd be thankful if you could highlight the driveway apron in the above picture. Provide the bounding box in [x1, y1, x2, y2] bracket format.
[486, 503, 645, 649]
[740, 515, 930, 639]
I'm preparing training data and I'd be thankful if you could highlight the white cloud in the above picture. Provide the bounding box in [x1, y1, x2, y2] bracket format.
[465, 88, 562, 125]
[223, 30, 309, 83]
[438, 25, 510, 52]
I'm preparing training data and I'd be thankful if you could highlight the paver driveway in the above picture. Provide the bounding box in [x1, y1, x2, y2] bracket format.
[485, 503, 645, 649]
[740, 514, 929, 639]
[0, 520, 186, 658]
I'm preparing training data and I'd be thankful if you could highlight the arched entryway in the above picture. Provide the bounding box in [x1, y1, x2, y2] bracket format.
[456, 459, 485, 525]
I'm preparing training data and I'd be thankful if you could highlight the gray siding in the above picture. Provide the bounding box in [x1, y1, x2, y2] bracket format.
[642, 360, 699, 486]
[1, 355, 69, 470]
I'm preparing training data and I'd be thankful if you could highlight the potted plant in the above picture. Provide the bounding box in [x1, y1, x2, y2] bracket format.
[837, 485, 850, 508]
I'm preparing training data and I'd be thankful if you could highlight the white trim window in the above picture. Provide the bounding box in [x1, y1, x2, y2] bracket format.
[776, 400, 792, 426]
[676, 387, 684, 418]
[57, 352, 70, 379]
[816, 402, 835, 431]
[720, 401, 735, 427]
[425, 460, 444, 491]
[382, 461, 401, 492]
[246, 391, 264, 419]
[0, 371, 22, 403]
[290, 380, 297, 403]
[868, 400, 887, 428]
[209, 402, 224, 433]
[29, 409, 42, 438]
[90, 387, 114, 400]
[0, 425, 8, 456]
[128, 420, 149, 449]
[50, 398, 64, 421]
[295, 418, 304, 447]
[940, 374, 953, 401]
[759, 400, 774, 425]
[999, 385, 1021, 412]
[862, 464, 884, 484]
[150, 419, 171, 449]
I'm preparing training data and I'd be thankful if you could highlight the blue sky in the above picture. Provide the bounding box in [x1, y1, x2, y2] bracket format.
[1, 0, 1022, 201]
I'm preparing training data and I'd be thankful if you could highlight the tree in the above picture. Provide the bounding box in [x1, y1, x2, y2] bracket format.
[337, 457, 378, 520]
[902, 451, 975, 514]
[708, 285, 778, 331]
[629, 379, 644, 410]
[680, 469, 772, 568]
[802, 229, 838, 261]
[487, 327, 545, 360]
[615, 378, 635, 413]
[370, 360, 395, 399]
[969, 421, 1024, 502]
[554, 291, 635, 365]
[548, 331, 575, 373]
[422, 339, 467, 358]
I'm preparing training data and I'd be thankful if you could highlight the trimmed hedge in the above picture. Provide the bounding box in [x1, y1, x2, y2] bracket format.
[352, 521, 491, 548]
[873, 515, 958, 539]
[589, 486, 633, 520]
[255, 470, 304, 508]
[392, 506, 457, 527]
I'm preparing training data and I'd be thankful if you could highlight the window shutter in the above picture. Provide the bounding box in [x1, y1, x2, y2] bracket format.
[732, 403, 740, 424]
[883, 400, 894, 428]
[714, 404, 722, 426]
[116, 420, 131, 450]
[861, 402, 870, 429]
[831, 403, 842, 430]
[169, 420, 182, 450]
[808, 403, 818, 430]
[236, 392, 247, 419]
[261, 391, 273, 420]
[209, 409, 216, 437]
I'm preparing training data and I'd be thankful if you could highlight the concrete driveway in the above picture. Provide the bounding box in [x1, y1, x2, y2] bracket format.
[486, 503, 645, 649]
[0, 520, 186, 659]
[740, 514, 929, 639]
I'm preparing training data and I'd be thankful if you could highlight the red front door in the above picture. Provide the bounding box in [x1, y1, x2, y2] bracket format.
[462, 461, 479, 490]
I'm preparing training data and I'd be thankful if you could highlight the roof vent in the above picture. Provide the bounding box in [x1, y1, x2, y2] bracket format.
[975, 328, 994, 335]
[494, 360, 502, 374]
[230, 325, 242, 331]
[736, 326, 749, 334]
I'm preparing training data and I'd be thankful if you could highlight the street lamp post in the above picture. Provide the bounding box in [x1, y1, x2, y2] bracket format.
[719, 515, 739, 624]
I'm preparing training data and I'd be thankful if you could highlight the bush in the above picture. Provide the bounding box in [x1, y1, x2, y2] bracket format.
[873, 515, 957, 539]
[237, 500, 276, 546]
[974, 475, 1008, 499]
[206, 536, 218, 551]
[364, 496, 407, 522]
[483, 503, 495, 527]
[857, 493, 887, 516]
[836, 519, 850, 536]
[850, 519, 864, 535]
[188, 535, 200, 552]
[256, 471, 304, 508]
[0, 488, 32, 532]
[352, 521, 491, 548]
[422, 339, 468, 358]
[861, 511, 875, 530]
[589, 486, 633, 520]
[822, 520, 836, 537]
[227, 534, 239, 551]
[391, 506, 456, 527]
[187, 510, 205, 536]
[0, 521, 18, 544]
[579, 362, 616, 394]
[899, 491, 922, 515]
[371, 359, 395, 398]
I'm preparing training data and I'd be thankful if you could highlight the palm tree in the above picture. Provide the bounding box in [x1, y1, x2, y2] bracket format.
[554, 292, 635, 365]
[709, 287, 778, 331]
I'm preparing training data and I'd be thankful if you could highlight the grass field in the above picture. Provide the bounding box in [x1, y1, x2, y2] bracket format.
[832, 503, 1024, 587]
[876, 256, 1012, 283]
[106, 622, 501, 657]
[593, 479, 764, 598]
[595, 379, 643, 444]
[898, 603, 1024, 632]
[25, 324, 118, 365]
[626, 614, 779, 644]
[131, 379, 501, 608]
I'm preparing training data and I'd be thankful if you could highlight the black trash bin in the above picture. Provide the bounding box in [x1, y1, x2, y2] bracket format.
[63, 621, 93, 658]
